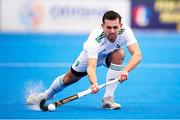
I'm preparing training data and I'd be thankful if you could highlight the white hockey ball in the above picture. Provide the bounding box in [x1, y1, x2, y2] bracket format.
[48, 104, 56, 112]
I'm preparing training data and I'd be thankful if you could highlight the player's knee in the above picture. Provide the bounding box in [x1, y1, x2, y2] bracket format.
[111, 48, 125, 64]
[119, 48, 125, 60]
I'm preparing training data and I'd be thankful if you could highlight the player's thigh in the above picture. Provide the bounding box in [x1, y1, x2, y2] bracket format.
[63, 62, 88, 86]
[63, 69, 85, 85]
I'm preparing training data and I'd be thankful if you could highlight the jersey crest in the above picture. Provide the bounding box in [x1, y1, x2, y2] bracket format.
[116, 44, 120, 48]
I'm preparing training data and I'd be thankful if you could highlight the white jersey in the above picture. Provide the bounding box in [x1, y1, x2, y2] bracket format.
[72, 24, 137, 72]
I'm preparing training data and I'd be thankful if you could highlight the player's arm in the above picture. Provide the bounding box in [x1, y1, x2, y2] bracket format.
[125, 43, 142, 72]
[120, 43, 142, 82]
[87, 58, 99, 93]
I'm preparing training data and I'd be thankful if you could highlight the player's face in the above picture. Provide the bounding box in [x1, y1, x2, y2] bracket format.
[102, 18, 122, 42]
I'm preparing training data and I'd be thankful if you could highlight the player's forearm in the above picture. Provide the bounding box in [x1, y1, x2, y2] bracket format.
[87, 66, 97, 85]
[124, 51, 142, 72]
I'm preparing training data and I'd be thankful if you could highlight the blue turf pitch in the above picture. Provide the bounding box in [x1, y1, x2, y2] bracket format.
[0, 31, 180, 119]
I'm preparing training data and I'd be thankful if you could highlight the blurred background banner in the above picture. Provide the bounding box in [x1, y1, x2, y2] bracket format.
[131, 0, 180, 31]
[0, 0, 130, 34]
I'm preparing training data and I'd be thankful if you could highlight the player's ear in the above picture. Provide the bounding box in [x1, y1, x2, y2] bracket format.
[101, 23, 104, 28]
[120, 23, 123, 28]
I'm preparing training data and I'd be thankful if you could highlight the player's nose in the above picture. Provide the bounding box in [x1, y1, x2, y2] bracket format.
[110, 28, 115, 33]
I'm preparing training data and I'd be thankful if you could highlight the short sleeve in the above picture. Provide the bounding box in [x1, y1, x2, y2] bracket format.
[123, 26, 137, 46]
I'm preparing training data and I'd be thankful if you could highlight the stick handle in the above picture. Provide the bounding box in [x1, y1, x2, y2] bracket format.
[78, 78, 119, 98]
[99, 78, 119, 89]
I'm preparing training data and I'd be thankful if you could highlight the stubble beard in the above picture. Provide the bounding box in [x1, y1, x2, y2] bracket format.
[107, 34, 117, 42]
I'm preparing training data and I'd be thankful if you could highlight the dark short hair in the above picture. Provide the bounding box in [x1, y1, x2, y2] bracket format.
[102, 10, 122, 23]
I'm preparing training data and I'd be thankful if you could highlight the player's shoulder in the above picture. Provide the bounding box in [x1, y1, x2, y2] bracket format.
[122, 24, 132, 32]
[119, 24, 134, 36]
[90, 26, 104, 36]
[89, 26, 106, 43]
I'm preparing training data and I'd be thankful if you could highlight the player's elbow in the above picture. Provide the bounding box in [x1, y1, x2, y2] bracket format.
[136, 51, 142, 63]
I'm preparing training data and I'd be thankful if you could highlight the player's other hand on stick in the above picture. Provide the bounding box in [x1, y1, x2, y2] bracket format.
[119, 70, 128, 83]
[90, 84, 99, 94]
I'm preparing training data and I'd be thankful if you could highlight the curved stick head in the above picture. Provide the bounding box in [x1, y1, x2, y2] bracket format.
[39, 99, 48, 111]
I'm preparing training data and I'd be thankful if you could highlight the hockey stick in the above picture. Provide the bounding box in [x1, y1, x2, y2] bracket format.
[39, 78, 119, 111]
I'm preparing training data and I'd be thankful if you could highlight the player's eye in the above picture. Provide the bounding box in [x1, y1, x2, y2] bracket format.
[107, 26, 112, 30]
[113, 26, 118, 29]
[106, 26, 118, 30]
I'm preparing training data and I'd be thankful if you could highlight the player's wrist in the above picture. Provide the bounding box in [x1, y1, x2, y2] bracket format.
[89, 78, 98, 85]
[123, 67, 129, 73]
